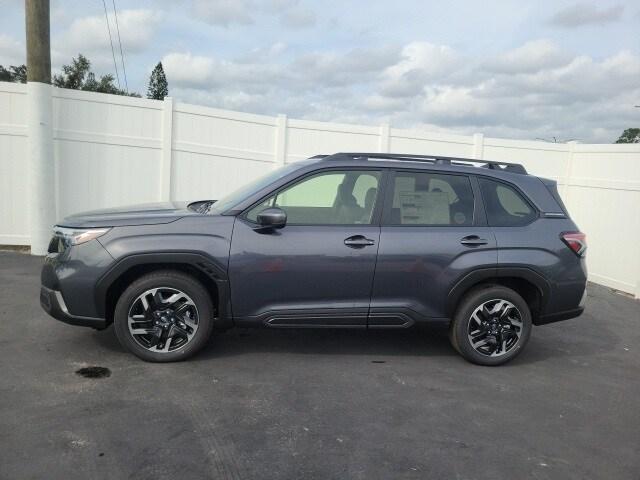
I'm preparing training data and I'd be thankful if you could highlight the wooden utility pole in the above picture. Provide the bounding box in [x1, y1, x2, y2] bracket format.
[26, 0, 51, 83]
[25, 0, 55, 255]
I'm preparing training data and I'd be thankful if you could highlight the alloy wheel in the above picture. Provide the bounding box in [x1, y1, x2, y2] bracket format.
[127, 287, 199, 353]
[467, 299, 523, 357]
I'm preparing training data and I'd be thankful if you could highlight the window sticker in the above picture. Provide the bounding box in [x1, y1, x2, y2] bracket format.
[398, 191, 450, 224]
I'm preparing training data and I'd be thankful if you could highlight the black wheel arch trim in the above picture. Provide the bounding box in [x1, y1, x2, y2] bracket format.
[446, 266, 551, 318]
[94, 252, 231, 326]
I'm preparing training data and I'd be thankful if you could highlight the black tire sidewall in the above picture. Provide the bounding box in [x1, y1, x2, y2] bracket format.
[114, 271, 214, 362]
[452, 286, 532, 366]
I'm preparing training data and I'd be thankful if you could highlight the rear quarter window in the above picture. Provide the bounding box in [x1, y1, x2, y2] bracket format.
[478, 178, 537, 227]
[544, 182, 569, 215]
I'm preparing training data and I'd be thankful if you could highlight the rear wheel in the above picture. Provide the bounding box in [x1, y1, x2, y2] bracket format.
[114, 271, 215, 362]
[450, 285, 532, 366]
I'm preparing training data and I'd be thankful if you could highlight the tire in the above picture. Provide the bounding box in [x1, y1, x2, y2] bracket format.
[450, 285, 532, 366]
[113, 270, 215, 362]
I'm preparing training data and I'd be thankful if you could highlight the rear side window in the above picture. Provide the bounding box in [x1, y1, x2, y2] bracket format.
[478, 178, 537, 226]
[386, 171, 474, 226]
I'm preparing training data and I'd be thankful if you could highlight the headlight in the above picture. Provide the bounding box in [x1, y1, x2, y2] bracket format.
[53, 226, 111, 246]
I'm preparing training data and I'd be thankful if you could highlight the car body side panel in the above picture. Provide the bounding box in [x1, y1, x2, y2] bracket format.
[44, 216, 235, 320]
[99, 216, 234, 270]
[228, 220, 381, 326]
[40, 156, 589, 332]
[369, 226, 498, 324]
[492, 218, 587, 319]
[41, 239, 115, 319]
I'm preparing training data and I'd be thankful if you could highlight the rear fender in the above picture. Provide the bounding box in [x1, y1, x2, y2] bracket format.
[446, 267, 551, 318]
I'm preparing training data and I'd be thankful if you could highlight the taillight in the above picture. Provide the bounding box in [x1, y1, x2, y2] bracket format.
[561, 232, 586, 256]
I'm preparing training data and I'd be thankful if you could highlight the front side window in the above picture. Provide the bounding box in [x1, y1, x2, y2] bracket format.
[246, 170, 381, 225]
[386, 171, 474, 226]
[478, 178, 537, 226]
[208, 162, 309, 213]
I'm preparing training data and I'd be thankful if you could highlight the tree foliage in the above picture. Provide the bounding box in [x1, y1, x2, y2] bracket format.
[52, 54, 140, 97]
[0, 64, 27, 83]
[615, 128, 640, 144]
[147, 62, 169, 100]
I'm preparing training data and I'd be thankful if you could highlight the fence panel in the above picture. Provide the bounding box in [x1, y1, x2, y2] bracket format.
[0, 82, 638, 297]
[0, 83, 29, 244]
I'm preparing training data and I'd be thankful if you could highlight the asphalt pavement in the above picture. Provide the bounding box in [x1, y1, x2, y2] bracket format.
[1, 251, 639, 480]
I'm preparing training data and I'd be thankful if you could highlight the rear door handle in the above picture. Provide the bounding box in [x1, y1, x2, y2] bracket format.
[460, 235, 488, 246]
[344, 235, 375, 248]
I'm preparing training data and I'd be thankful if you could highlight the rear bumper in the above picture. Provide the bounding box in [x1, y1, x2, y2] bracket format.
[535, 289, 587, 325]
[40, 286, 107, 329]
[535, 306, 584, 325]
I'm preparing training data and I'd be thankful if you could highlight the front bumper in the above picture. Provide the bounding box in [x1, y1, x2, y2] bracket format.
[40, 285, 107, 329]
[40, 237, 115, 325]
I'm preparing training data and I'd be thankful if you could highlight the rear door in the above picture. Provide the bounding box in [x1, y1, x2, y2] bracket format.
[369, 169, 497, 326]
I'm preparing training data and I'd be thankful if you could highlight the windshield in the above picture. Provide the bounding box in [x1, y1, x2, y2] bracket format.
[209, 162, 308, 213]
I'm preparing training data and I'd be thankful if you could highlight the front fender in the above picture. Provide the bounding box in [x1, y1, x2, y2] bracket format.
[94, 216, 235, 322]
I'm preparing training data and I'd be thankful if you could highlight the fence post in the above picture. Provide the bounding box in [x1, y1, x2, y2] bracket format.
[378, 123, 391, 153]
[561, 141, 577, 201]
[274, 114, 288, 167]
[27, 82, 55, 255]
[160, 96, 174, 201]
[472, 133, 484, 159]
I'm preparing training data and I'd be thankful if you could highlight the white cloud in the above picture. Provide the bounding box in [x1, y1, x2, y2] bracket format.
[0, 34, 24, 66]
[162, 39, 639, 143]
[291, 46, 400, 87]
[277, 1, 316, 29]
[483, 40, 571, 74]
[162, 51, 284, 90]
[162, 52, 216, 88]
[56, 9, 162, 63]
[192, 0, 253, 27]
[190, 0, 316, 29]
[549, 3, 624, 27]
[237, 42, 287, 63]
[380, 43, 462, 97]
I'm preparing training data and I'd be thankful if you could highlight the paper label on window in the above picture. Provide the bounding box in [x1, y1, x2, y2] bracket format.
[398, 191, 450, 224]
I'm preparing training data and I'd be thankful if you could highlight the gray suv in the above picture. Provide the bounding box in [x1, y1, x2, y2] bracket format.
[40, 153, 587, 365]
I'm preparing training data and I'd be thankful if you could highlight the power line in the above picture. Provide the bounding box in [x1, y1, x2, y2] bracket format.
[111, 0, 128, 93]
[101, 0, 121, 89]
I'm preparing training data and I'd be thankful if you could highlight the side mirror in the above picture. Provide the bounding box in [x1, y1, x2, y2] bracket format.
[256, 207, 287, 230]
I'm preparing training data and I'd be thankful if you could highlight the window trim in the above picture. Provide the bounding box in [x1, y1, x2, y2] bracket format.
[240, 167, 388, 227]
[381, 169, 477, 227]
[475, 175, 540, 227]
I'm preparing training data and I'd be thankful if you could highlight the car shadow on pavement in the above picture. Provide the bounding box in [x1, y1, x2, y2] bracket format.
[89, 308, 619, 366]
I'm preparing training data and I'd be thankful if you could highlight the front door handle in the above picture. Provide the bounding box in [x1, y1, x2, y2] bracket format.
[344, 235, 375, 248]
[460, 235, 488, 246]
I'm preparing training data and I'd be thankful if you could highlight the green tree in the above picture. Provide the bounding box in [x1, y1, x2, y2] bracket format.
[0, 64, 27, 83]
[146, 62, 169, 100]
[615, 128, 640, 144]
[53, 54, 140, 97]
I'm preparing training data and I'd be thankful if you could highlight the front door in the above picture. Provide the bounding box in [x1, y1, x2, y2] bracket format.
[229, 168, 385, 327]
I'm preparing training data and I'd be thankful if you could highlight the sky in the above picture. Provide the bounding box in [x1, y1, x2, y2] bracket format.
[1, 0, 639, 143]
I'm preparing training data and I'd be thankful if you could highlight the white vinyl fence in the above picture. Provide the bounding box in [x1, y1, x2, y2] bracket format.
[1, 82, 639, 297]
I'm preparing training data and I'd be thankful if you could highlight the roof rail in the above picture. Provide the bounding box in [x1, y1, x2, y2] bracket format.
[323, 152, 528, 175]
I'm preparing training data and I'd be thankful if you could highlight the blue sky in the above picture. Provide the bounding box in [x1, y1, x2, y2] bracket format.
[1, 0, 638, 142]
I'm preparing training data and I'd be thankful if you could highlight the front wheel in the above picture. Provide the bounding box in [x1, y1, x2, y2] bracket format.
[113, 271, 215, 362]
[450, 286, 532, 366]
